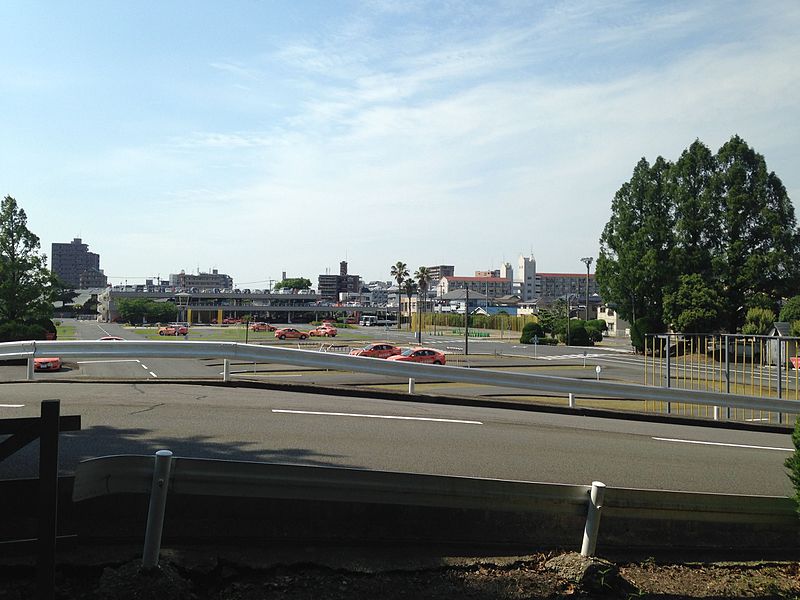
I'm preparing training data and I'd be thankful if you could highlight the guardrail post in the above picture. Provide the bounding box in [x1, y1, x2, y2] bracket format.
[27, 357, 35, 381]
[223, 359, 230, 382]
[142, 450, 173, 570]
[408, 378, 415, 394]
[568, 393, 575, 408]
[580, 481, 606, 557]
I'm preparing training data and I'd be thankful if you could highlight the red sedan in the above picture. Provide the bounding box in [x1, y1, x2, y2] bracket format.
[386, 347, 446, 365]
[274, 328, 308, 340]
[349, 343, 402, 359]
[34, 357, 62, 371]
[309, 325, 337, 337]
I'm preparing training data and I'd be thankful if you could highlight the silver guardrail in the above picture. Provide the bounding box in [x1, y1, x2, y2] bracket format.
[2, 339, 799, 414]
[72, 453, 797, 566]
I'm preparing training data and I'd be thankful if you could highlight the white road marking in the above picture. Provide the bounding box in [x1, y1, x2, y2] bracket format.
[220, 372, 303, 376]
[77, 359, 142, 364]
[141, 364, 149, 370]
[652, 437, 792, 452]
[96, 324, 115, 337]
[272, 409, 483, 425]
[149, 371, 158, 378]
[0, 404, 25, 408]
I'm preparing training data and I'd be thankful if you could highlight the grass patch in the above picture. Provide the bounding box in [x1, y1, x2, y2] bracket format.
[55, 324, 77, 340]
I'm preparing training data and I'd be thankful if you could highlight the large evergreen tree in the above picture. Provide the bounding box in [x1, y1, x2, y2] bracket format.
[598, 136, 800, 333]
[596, 156, 674, 329]
[0, 196, 56, 324]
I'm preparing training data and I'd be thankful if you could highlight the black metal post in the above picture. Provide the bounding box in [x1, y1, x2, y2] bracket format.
[38, 400, 60, 600]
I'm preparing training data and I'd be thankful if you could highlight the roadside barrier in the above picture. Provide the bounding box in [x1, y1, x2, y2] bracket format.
[3, 339, 799, 420]
[72, 452, 798, 563]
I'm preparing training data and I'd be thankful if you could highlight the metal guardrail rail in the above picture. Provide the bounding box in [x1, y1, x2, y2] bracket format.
[73, 454, 797, 527]
[71, 454, 798, 565]
[2, 339, 800, 414]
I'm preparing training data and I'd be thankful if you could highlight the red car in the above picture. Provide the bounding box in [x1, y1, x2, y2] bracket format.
[387, 347, 446, 365]
[349, 342, 402, 359]
[158, 325, 188, 336]
[99, 336, 124, 341]
[309, 325, 337, 337]
[250, 322, 276, 332]
[34, 357, 62, 371]
[274, 328, 308, 340]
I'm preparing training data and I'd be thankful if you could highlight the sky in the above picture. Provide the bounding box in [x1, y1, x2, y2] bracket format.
[1, 1, 798, 288]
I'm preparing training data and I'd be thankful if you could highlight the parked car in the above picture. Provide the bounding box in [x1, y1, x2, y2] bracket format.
[249, 322, 276, 332]
[309, 325, 337, 337]
[274, 328, 308, 340]
[34, 357, 62, 371]
[386, 347, 446, 365]
[349, 342, 402, 359]
[158, 325, 188, 336]
[98, 336, 124, 341]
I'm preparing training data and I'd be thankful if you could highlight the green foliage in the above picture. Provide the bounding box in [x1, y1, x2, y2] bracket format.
[559, 324, 591, 346]
[785, 418, 800, 515]
[0, 321, 47, 342]
[662, 274, 723, 333]
[0, 196, 57, 325]
[586, 319, 608, 333]
[585, 326, 603, 343]
[790, 321, 800, 337]
[520, 322, 544, 344]
[274, 278, 311, 291]
[631, 317, 658, 353]
[780, 296, 800, 323]
[598, 136, 800, 333]
[117, 298, 176, 324]
[741, 307, 775, 335]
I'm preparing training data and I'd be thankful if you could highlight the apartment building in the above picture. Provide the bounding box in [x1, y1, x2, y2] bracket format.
[51, 237, 106, 288]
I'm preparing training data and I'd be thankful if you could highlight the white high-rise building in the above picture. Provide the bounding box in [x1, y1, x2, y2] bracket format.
[516, 253, 537, 301]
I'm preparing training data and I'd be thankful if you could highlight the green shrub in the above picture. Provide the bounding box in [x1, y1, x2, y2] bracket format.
[558, 324, 592, 346]
[520, 322, 545, 344]
[786, 418, 800, 515]
[631, 317, 659, 353]
[0, 322, 48, 342]
[586, 325, 604, 343]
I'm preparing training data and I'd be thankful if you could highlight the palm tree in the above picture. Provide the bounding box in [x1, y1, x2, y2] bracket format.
[414, 266, 432, 343]
[402, 279, 417, 331]
[390, 261, 409, 329]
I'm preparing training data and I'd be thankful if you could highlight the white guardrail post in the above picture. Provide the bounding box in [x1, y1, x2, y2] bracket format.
[223, 358, 231, 382]
[408, 378, 415, 394]
[568, 393, 575, 408]
[142, 450, 173, 569]
[580, 480, 606, 557]
[27, 357, 35, 381]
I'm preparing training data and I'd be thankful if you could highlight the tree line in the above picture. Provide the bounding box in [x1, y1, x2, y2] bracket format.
[597, 135, 800, 344]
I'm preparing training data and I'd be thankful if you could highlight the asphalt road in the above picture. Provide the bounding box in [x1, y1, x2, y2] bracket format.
[0, 382, 793, 497]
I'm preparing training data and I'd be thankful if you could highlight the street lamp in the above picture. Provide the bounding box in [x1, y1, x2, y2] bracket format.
[580, 257, 593, 321]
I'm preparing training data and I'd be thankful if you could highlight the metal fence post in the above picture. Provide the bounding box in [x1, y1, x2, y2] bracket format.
[408, 378, 415, 394]
[27, 357, 35, 381]
[223, 359, 231, 382]
[580, 481, 606, 557]
[568, 393, 575, 408]
[142, 450, 173, 569]
[37, 400, 60, 600]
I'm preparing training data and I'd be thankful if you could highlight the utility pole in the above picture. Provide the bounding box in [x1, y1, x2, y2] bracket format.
[580, 257, 593, 321]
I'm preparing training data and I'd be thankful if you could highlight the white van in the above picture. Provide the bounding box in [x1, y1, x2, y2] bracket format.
[359, 315, 378, 326]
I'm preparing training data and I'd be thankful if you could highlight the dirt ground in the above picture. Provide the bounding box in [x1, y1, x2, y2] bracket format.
[2, 551, 800, 599]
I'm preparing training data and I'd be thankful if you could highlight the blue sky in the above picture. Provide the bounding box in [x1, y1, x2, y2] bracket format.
[2, 1, 798, 287]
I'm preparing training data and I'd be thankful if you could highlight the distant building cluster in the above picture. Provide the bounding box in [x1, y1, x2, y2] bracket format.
[53, 240, 626, 336]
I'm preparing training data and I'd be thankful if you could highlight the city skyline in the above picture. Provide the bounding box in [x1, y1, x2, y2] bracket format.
[2, 1, 798, 285]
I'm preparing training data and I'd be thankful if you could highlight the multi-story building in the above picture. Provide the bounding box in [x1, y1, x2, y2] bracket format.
[516, 253, 536, 301]
[317, 261, 362, 302]
[535, 273, 598, 298]
[51, 237, 105, 288]
[474, 269, 500, 278]
[79, 267, 109, 288]
[425, 265, 455, 284]
[169, 269, 233, 290]
[436, 275, 513, 298]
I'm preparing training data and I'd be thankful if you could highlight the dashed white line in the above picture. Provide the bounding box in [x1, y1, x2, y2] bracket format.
[652, 437, 792, 452]
[77, 359, 142, 364]
[272, 409, 483, 425]
[0, 404, 25, 408]
[149, 371, 158, 378]
[141, 364, 149, 370]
